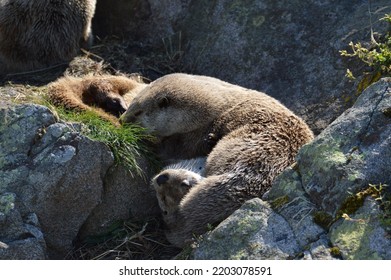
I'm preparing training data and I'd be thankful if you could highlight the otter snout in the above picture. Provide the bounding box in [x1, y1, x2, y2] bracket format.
[120, 109, 142, 124]
[104, 98, 127, 117]
[119, 112, 134, 124]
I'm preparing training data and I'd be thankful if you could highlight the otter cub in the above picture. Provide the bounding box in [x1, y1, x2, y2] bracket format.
[152, 157, 206, 216]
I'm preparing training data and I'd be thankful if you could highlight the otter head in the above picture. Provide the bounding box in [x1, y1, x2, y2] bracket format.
[101, 95, 127, 117]
[152, 169, 203, 215]
[120, 75, 218, 137]
[84, 80, 128, 117]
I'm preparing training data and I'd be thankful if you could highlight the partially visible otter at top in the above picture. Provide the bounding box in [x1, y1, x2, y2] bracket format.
[121, 73, 314, 247]
[0, 0, 96, 75]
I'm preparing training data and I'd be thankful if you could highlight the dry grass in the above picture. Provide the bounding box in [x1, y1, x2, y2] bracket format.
[68, 217, 181, 260]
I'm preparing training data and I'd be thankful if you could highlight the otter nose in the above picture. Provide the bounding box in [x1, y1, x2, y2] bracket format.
[156, 174, 169, 186]
[119, 113, 136, 125]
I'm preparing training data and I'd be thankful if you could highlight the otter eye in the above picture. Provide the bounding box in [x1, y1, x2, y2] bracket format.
[158, 96, 170, 108]
[134, 111, 142, 117]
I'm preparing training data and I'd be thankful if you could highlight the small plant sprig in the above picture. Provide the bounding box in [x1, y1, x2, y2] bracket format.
[340, 14, 391, 92]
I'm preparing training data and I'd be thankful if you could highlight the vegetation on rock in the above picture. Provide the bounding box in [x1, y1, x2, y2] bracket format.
[341, 14, 391, 92]
[50, 106, 158, 177]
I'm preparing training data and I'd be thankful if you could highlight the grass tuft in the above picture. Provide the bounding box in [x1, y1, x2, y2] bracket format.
[52, 106, 159, 177]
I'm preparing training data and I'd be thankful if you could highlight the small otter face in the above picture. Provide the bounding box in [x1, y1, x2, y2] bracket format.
[152, 169, 203, 215]
[102, 96, 128, 117]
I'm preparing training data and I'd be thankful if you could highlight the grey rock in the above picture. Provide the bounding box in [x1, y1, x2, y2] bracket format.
[330, 198, 391, 260]
[266, 78, 391, 259]
[94, 0, 190, 41]
[192, 198, 300, 260]
[0, 193, 47, 260]
[80, 161, 160, 239]
[297, 78, 391, 216]
[301, 235, 338, 260]
[0, 238, 47, 260]
[265, 168, 325, 248]
[0, 103, 159, 258]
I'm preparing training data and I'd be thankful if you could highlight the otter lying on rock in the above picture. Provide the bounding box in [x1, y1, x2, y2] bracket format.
[48, 74, 146, 125]
[121, 73, 314, 247]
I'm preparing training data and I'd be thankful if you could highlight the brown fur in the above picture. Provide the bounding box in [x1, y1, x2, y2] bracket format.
[122, 73, 314, 247]
[0, 0, 96, 74]
[47, 74, 147, 124]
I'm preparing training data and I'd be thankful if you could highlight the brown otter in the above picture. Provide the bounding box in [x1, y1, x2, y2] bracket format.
[47, 74, 146, 124]
[121, 73, 314, 247]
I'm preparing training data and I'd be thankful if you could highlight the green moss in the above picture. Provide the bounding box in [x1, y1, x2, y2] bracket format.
[329, 246, 342, 259]
[377, 185, 391, 233]
[330, 214, 382, 260]
[235, 213, 261, 236]
[336, 184, 391, 237]
[337, 184, 383, 219]
[270, 195, 289, 209]
[301, 143, 347, 174]
[312, 211, 334, 230]
[252, 15, 265, 27]
[0, 193, 16, 214]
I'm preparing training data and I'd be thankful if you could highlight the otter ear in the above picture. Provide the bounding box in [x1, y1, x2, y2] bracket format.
[157, 96, 170, 109]
[180, 180, 190, 188]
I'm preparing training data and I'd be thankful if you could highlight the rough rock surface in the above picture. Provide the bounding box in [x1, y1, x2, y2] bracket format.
[0, 101, 159, 258]
[192, 198, 299, 260]
[0, 193, 47, 259]
[94, 0, 390, 134]
[94, 0, 191, 41]
[194, 78, 391, 260]
[330, 198, 391, 260]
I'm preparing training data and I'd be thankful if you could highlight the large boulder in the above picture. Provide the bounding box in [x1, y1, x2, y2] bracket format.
[94, 0, 390, 133]
[192, 198, 300, 260]
[0, 101, 159, 259]
[194, 78, 391, 260]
